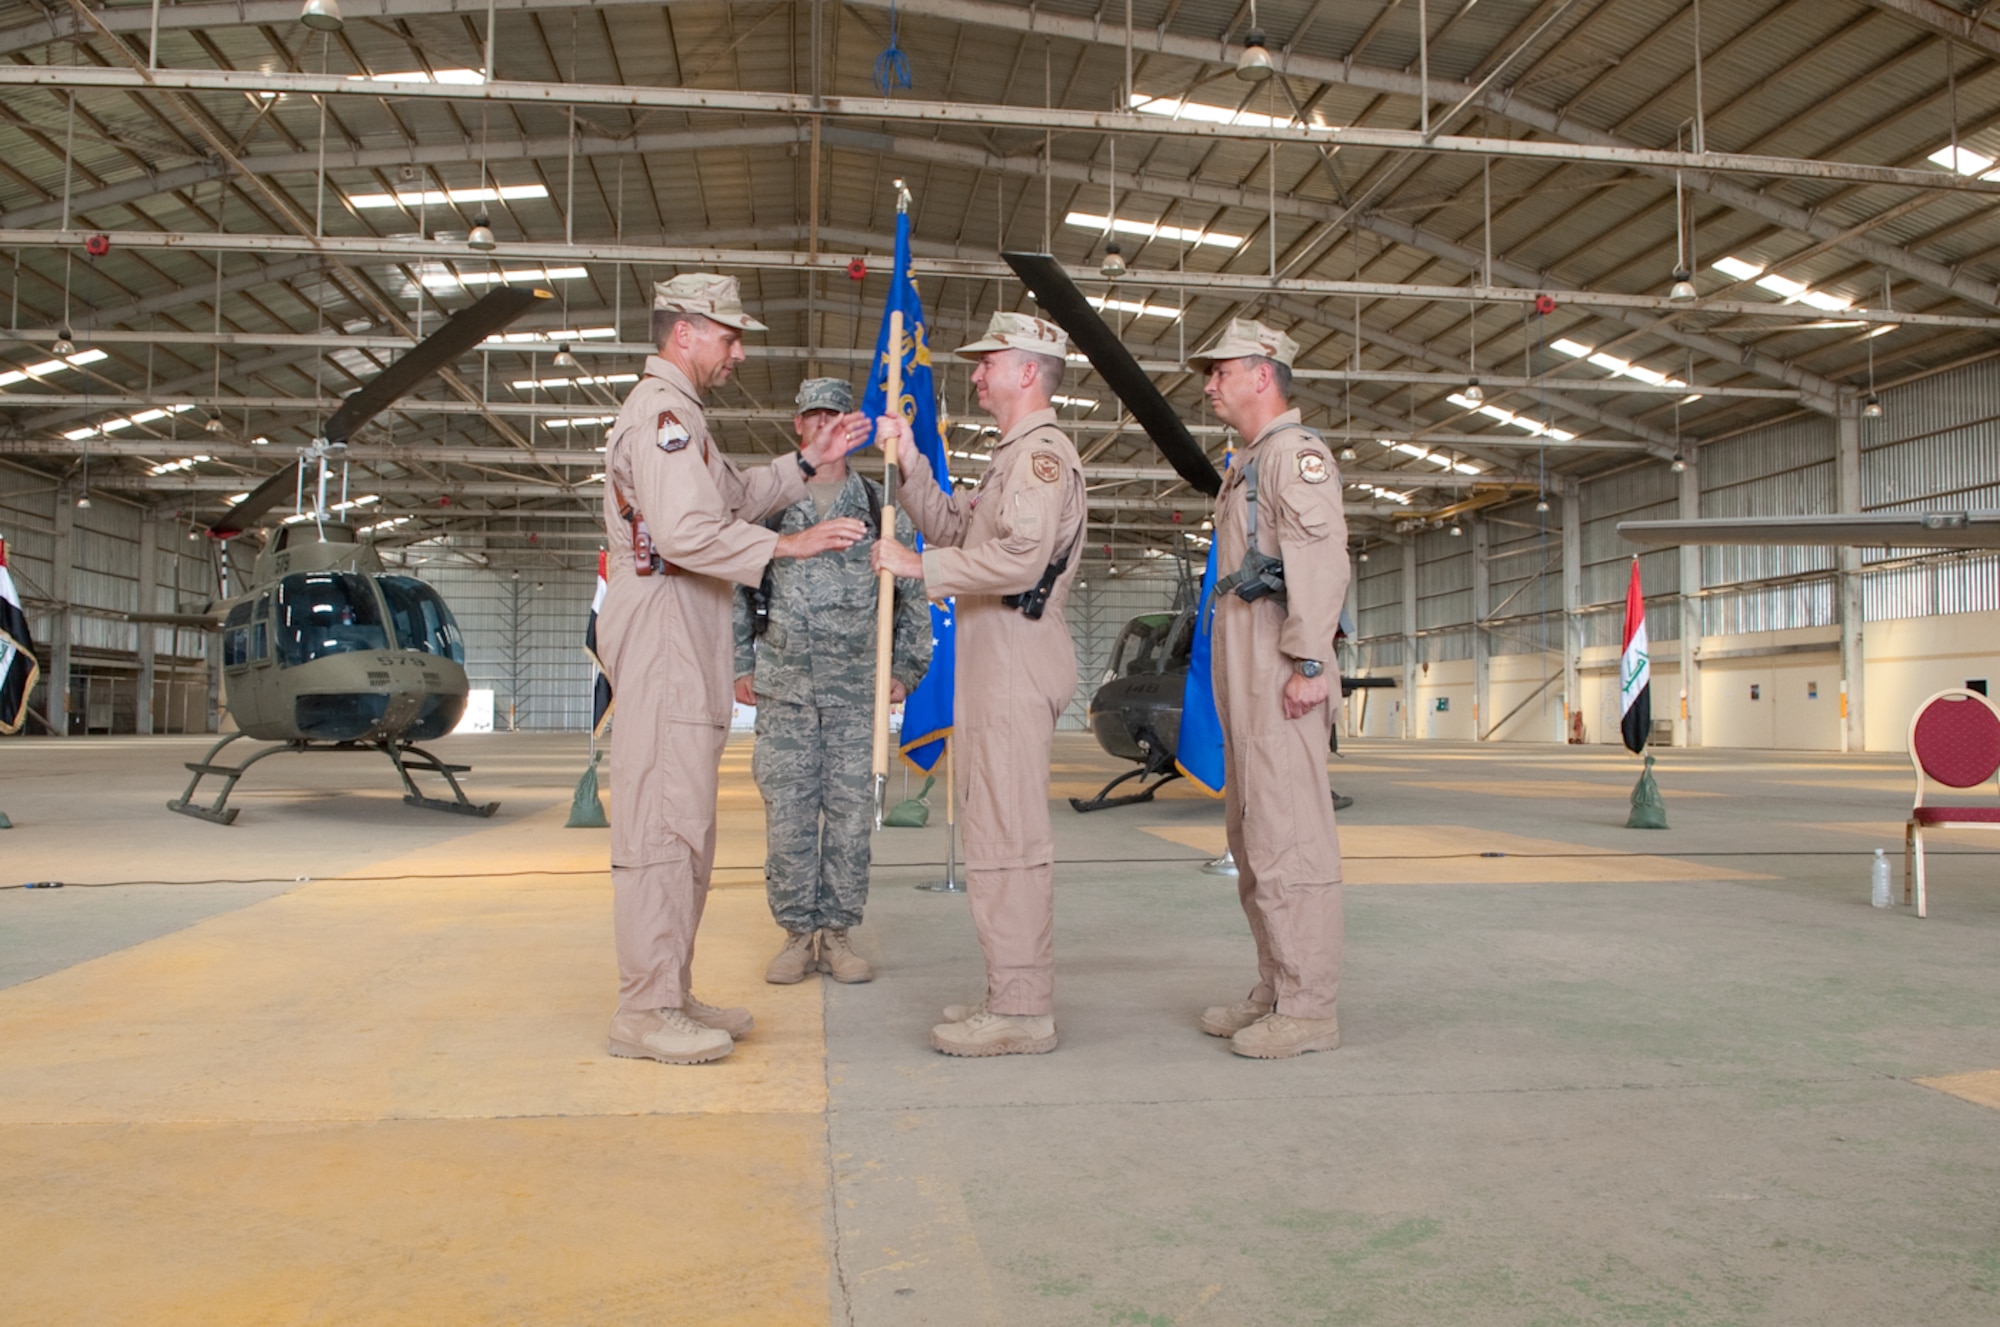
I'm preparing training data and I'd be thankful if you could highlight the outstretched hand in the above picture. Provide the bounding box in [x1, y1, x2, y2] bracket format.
[775, 516, 866, 561]
[800, 411, 873, 470]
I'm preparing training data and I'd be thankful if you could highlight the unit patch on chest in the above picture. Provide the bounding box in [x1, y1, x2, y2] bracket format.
[1031, 451, 1062, 484]
[657, 410, 692, 453]
[1297, 450, 1332, 484]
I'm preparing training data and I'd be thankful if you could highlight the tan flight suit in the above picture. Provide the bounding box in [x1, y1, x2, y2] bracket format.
[1211, 408, 1351, 1019]
[598, 355, 811, 1013]
[897, 407, 1086, 1016]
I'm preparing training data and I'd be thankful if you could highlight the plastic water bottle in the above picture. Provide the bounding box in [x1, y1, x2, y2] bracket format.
[1871, 849, 1892, 908]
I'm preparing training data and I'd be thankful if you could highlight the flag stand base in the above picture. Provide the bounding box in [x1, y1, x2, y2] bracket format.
[917, 816, 963, 893]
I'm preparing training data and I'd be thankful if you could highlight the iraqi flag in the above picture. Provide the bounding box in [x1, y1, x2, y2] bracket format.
[0, 535, 40, 735]
[1619, 557, 1651, 754]
[585, 549, 613, 737]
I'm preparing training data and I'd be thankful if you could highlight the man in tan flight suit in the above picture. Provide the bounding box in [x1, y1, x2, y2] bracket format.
[1190, 318, 1351, 1059]
[599, 273, 870, 1065]
[871, 311, 1086, 1057]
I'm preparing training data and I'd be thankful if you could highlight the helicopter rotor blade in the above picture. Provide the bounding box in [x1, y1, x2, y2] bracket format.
[208, 459, 304, 539]
[322, 284, 552, 445]
[1001, 252, 1221, 497]
[206, 286, 552, 538]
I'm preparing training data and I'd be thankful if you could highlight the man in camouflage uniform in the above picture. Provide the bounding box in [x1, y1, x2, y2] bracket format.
[733, 377, 932, 985]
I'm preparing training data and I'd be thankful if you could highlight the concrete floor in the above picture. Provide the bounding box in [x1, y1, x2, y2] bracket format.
[2, 731, 1997, 1325]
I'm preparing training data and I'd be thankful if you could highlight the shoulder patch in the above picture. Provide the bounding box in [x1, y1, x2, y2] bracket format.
[1031, 451, 1061, 484]
[657, 410, 692, 453]
[1297, 450, 1332, 485]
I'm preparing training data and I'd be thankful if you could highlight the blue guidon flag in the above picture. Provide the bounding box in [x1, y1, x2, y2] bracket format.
[862, 198, 955, 775]
[585, 548, 613, 737]
[0, 535, 39, 735]
[1619, 557, 1651, 754]
[1176, 468, 1228, 798]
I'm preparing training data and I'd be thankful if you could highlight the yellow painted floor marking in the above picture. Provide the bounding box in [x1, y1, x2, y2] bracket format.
[1140, 823, 1767, 885]
[1917, 1070, 2000, 1112]
[0, 797, 833, 1324]
[1394, 778, 1724, 800]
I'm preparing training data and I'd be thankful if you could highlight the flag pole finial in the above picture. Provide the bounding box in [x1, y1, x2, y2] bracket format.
[893, 178, 912, 214]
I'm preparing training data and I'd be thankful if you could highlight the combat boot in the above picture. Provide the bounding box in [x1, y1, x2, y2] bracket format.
[941, 1000, 985, 1023]
[607, 1007, 734, 1064]
[765, 930, 817, 984]
[930, 1010, 1058, 1057]
[683, 994, 754, 1038]
[1230, 1011, 1341, 1059]
[817, 929, 874, 984]
[1199, 997, 1275, 1038]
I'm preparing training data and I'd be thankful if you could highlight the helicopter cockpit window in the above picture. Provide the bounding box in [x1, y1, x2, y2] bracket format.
[1107, 614, 1175, 678]
[222, 600, 253, 669]
[274, 573, 390, 667]
[378, 576, 466, 663]
[251, 594, 271, 662]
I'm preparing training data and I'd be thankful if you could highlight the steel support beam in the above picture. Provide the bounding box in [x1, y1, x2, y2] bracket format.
[136, 506, 157, 735]
[1678, 458, 1702, 749]
[1402, 544, 1420, 741]
[49, 482, 73, 737]
[1472, 517, 1491, 740]
[1838, 407, 1867, 752]
[1562, 490, 1583, 743]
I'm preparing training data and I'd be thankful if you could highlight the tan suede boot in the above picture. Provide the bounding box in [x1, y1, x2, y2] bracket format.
[607, 1007, 734, 1064]
[1199, 997, 1275, 1038]
[683, 994, 754, 1038]
[1230, 1011, 1341, 1059]
[941, 1000, 986, 1023]
[816, 929, 874, 984]
[930, 1010, 1058, 1057]
[765, 930, 817, 985]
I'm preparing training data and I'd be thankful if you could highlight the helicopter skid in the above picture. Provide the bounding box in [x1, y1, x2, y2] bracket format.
[168, 733, 498, 824]
[1068, 764, 1184, 814]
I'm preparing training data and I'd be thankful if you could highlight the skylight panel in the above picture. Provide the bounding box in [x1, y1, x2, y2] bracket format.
[1064, 211, 1243, 250]
[511, 373, 638, 391]
[350, 69, 486, 85]
[0, 348, 109, 389]
[1128, 94, 1334, 132]
[1447, 394, 1577, 441]
[349, 184, 548, 209]
[1085, 296, 1183, 320]
[1929, 145, 1999, 178]
[1549, 338, 1687, 390]
[1712, 257, 1851, 312]
[426, 266, 585, 289]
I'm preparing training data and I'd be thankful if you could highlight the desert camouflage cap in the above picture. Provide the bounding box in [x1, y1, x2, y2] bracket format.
[953, 309, 1070, 360]
[652, 273, 768, 332]
[794, 377, 854, 414]
[1187, 317, 1299, 372]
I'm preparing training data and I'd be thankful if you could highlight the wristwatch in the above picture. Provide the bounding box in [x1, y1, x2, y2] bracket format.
[1293, 658, 1324, 678]
[796, 452, 818, 479]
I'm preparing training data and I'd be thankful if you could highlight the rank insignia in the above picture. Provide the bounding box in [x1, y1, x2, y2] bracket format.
[657, 410, 692, 453]
[1297, 450, 1331, 484]
[1031, 451, 1061, 484]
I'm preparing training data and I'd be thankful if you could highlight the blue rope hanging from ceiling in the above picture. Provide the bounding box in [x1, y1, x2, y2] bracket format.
[874, 1, 913, 93]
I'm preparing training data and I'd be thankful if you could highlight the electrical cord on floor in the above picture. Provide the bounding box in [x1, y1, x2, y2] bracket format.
[9, 849, 2000, 891]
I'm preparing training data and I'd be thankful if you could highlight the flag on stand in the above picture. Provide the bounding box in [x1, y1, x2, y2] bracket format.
[861, 200, 955, 774]
[1619, 557, 1651, 754]
[584, 548, 613, 737]
[0, 535, 39, 736]
[1176, 521, 1226, 798]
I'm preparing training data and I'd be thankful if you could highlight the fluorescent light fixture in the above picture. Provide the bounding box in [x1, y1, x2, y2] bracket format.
[1712, 257, 1852, 312]
[1065, 210, 1243, 250]
[1050, 395, 1100, 410]
[0, 348, 109, 389]
[348, 68, 485, 85]
[543, 415, 618, 429]
[427, 266, 586, 290]
[348, 184, 547, 209]
[1084, 295, 1182, 321]
[1129, 93, 1329, 133]
[1447, 393, 1577, 441]
[361, 515, 414, 536]
[147, 454, 215, 475]
[511, 373, 637, 391]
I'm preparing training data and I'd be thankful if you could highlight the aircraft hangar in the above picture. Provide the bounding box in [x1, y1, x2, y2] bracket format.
[3, 1, 1998, 1323]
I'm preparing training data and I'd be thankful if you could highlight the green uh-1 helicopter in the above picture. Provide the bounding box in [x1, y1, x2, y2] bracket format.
[135, 286, 550, 824]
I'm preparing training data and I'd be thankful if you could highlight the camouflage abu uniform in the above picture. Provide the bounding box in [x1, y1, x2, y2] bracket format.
[733, 465, 931, 934]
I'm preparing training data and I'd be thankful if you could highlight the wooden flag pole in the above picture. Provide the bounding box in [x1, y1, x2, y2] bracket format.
[871, 306, 904, 828]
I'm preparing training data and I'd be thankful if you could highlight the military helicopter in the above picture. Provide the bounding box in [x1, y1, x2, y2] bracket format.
[1073, 601, 1394, 813]
[135, 285, 551, 824]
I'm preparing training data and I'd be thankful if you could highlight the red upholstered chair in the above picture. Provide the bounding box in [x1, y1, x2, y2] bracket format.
[1903, 688, 2000, 918]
